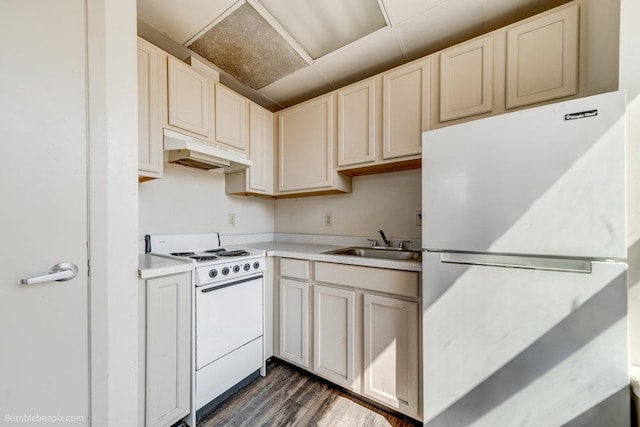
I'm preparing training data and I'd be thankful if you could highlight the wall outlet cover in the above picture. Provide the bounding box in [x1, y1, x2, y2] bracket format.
[324, 213, 333, 226]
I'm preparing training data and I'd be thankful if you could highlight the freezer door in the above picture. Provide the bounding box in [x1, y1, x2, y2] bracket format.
[422, 91, 626, 259]
[422, 251, 628, 426]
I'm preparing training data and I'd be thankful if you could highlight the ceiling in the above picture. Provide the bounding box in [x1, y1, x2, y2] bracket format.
[138, 0, 567, 111]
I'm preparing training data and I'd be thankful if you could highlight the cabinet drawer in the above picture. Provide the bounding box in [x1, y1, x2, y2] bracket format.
[280, 258, 309, 280]
[315, 262, 418, 298]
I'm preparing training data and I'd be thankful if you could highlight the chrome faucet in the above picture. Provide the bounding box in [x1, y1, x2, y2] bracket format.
[378, 230, 391, 247]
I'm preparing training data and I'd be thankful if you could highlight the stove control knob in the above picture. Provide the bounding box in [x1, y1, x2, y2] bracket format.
[209, 269, 218, 278]
[233, 265, 240, 273]
[253, 261, 260, 270]
[243, 263, 251, 271]
[221, 267, 230, 276]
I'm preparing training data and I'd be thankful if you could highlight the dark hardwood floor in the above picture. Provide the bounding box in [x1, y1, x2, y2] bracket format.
[198, 360, 419, 427]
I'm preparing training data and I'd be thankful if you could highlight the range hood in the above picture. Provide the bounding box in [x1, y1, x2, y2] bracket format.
[163, 128, 252, 173]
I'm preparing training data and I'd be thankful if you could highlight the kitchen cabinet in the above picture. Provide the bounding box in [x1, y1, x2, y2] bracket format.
[304, 261, 420, 419]
[137, 37, 162, 180]
[140, 271, 191, 427]
[278, 93, 351, 196]
[337, 73, 425, 176]
[506, 3, 579, 109]
[439, 35, 494, 122]
[337, 77, 378, 167]
[167, 56, 210, 137]
[214, 83, 249, 152]
[363, 293, 419, 419]
[382, 58, 430, 160]
[313, 284, 357, 391]
[279, 258, 310, 368]
[279, 279, 309, 368]
[225, 102, 275, 196]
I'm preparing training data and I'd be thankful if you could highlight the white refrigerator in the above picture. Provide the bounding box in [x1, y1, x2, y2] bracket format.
[421, 91, 628, 426]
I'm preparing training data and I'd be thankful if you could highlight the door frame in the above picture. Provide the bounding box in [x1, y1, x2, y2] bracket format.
[86, 0, 140, 424]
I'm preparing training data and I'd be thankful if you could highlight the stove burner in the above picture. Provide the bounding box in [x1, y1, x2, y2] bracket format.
[171, 252, 195, 256]
[189, 255, 218, 262]
[218, 250, 250, 257]
[204, 248, 226, 253]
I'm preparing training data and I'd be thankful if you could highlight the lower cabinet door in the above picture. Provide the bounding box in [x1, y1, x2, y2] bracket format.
[363, 293, 419, 418]
[146, 272, 191, 427]
[279, 278, 309, 367]
[313, 285, 357, 391]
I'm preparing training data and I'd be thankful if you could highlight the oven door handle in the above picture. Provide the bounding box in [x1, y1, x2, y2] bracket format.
[200, 274, 263, 293]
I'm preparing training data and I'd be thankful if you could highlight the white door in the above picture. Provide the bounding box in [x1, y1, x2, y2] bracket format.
[0, 1, 89, 422]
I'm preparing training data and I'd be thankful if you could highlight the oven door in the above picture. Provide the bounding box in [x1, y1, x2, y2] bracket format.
[196, 274, 263, 370]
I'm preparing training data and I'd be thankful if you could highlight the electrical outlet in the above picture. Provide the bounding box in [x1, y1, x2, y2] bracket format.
[228, 213, 236, 227]
[324, 213, 333, 226]
[416, 209, 422, 226]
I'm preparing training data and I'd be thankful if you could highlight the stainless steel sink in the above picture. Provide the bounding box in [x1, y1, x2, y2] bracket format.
[323, 247, 422, 262]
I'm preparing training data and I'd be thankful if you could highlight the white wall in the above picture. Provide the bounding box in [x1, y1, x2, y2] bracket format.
[139, 163, 275, 238]
[275, 169, 421, 239]
[619, 0, 640, 368]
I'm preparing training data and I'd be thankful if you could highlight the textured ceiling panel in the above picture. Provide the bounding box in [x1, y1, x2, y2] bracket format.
[188, 3, 307, 90]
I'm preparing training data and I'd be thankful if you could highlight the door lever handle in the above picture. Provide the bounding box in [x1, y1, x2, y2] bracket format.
[21, 262, 79, 285]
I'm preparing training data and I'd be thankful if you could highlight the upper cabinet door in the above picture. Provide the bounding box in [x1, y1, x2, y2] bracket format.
[440, 35, 494, 122]
[382, 59, 429, 159]
[337, 77, 378, 166]
[215, 84, 249, 151]
[248, 103, 273, 193]
[279, 93, 336, 192]
[167, 56, 210, 137]
[137, 38, 162, 178]
[506, 4, 579, 109]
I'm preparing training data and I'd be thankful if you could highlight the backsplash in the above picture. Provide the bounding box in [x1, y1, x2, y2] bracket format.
[138, 163, 275, 237]
[274, 169, 421, 239]
[139, 166, 422, 252]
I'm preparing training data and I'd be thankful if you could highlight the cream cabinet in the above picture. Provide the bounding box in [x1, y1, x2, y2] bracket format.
[439, 35, 494, 122]
[167, 56, 210, 137]
[382, 59, 430, 160]
[278, 93, 351, 195]
[311, 261, 420, 419]
[214, 83, 249, 152]
[313, 284, 357, 391]
[337, 77, 378, 167]
[279, 279, 309, 368]
[506, 4, 579, 109]
[225, 102, 274, 196]
[137, 37, 162, 180]
[140, 272, 191, 427]
[363, 293, 419, 419]
[279, 258, 311, 367]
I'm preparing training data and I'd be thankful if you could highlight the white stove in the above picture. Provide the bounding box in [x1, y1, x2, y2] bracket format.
[145, 233, 266, 415]
[145, 233, 265, 286]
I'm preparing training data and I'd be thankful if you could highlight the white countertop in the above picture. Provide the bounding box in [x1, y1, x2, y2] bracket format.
[138, 254, 194, 279]
[139, 237, 422, 277]
[230, 241, 422, 272]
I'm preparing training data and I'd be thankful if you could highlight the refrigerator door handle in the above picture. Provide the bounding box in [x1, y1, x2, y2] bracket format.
[440, 252, 592, 274]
